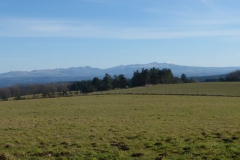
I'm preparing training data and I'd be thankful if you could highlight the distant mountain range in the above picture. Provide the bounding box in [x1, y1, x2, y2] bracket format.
[0, 62, 239, 87]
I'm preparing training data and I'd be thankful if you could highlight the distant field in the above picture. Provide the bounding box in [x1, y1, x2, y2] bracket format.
[102, 82, 240, 97]
[0, 95, 240, 159]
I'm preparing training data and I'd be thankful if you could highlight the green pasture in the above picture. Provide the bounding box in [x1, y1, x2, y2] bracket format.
[101, 82, 240, 97]
[0, 94, 240, 159]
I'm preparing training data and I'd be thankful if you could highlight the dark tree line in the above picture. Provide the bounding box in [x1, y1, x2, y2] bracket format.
[0, 67, 193, 100]
[71, 74, 131, 94]
[180, 74, 195, 83]
[220, 70, 240, 82]
[131, 68, 175, 86]
[131, 68, 194, 87]
[0, 83, 71, 101]
[71, 68, 194, 93]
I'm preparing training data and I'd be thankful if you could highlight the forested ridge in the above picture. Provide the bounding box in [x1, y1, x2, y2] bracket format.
[219, 70, 240, 82]
[0, 68, 193, 100]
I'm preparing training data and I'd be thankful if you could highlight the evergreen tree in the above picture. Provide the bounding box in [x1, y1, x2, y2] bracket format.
[102, 73, 113, 90]
[149, 67, 159, 84]
[131, 70, 142, 87]
[92, 77, 102, 91]
[118, 74, 128, 88]
[140, 68, 150, 85]
[181, 74, 188, 83]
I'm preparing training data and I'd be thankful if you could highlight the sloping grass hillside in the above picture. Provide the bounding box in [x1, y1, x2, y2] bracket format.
[104, 82, 240, 97]
[0, 95, 240, 159]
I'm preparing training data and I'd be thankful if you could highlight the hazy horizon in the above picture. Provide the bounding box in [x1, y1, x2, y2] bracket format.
[1, 62, 240, 74]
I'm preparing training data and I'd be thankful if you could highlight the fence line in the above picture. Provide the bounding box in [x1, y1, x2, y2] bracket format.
[2, 90, 238, 102]
[89, 91, 239, 97]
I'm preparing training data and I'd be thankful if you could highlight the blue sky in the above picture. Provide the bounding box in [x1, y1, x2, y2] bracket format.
[0, 0, 240, 73]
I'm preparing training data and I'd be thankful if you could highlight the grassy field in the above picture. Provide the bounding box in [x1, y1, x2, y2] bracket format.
[102, 82, 240, 97]
[0, 94, 240, 159]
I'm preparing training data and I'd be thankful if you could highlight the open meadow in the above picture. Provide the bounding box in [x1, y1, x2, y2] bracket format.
[0, 92, 240, 159]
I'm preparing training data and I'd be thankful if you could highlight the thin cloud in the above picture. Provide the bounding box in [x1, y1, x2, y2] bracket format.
[1, 18, 240, 39]
[199, 0, 224, 14]
[191, 18, 240, 25]
[200, 0, 211, 6]
[81, 0, 119, 5]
